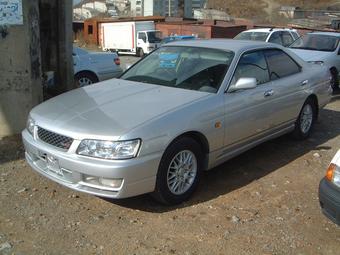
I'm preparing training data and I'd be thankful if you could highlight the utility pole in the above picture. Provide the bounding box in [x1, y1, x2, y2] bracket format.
[168, 0, 171, 16]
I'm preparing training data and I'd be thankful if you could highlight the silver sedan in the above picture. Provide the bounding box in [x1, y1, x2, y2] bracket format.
[22, 40, 332, 205]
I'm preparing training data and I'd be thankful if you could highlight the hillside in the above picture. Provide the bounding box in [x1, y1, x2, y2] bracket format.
[206, 0, 339, 22]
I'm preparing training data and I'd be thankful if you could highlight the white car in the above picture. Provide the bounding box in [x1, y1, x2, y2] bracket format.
[319, 149, 340, 225]
[234, 28, 300, 47]
[289, 32, 340, 92]
[73, 47, 123, 87]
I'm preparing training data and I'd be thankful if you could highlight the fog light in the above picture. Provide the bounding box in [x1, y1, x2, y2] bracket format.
[83, 175, 123, 189]
[99, 177, 123, 188]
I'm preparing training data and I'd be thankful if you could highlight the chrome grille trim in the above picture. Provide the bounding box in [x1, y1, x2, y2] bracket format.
[37, 127, 73, 150]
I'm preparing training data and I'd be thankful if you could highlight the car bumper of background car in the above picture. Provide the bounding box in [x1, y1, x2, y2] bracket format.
[22, 129, 161, 199]
[319, 178, 340, 225]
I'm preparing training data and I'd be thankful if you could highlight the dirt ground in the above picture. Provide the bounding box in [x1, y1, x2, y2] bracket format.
[0, 96, 339, 255]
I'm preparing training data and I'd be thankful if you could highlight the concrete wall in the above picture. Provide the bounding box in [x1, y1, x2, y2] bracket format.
[0, 0, 43, 138]
[0, 0, 73, 138]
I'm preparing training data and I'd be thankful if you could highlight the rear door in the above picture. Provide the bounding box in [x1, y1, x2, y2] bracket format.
[263, 49, 307, 127]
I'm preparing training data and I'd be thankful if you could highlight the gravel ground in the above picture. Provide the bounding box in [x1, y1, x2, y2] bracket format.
[0, 96, 339, 255]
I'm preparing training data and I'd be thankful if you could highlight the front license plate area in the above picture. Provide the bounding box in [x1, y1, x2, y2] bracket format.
[38, 151, 63, 177]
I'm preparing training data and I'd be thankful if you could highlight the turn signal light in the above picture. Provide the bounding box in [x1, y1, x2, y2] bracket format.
[326, 163, 336, 181]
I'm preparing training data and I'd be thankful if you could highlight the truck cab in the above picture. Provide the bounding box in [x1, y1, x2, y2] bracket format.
[136, 30, 162, 57]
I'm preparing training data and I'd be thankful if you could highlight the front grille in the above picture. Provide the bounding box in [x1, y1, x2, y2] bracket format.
[37, 127, 73, 150]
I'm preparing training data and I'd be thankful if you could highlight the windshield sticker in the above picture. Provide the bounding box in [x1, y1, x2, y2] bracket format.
[159, 53, 179, 68]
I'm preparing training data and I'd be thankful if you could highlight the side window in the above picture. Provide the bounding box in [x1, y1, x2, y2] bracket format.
[264, 49, 301, 80]
[268, 32, 283, 45]
[281, 31, 294, 47]
[138, 32, 146, 43]
[292, 32, 299, 40]
[232, 51, 270, 85]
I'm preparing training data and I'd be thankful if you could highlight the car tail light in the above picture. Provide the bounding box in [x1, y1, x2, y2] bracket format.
[114, 58, 120, 66]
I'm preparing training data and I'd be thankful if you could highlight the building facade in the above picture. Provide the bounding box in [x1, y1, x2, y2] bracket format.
[130, 0, 205, 18]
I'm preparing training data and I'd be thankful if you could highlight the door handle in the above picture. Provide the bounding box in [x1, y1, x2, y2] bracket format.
[301, 80, 308, 86]
[264, 89, 274, 97]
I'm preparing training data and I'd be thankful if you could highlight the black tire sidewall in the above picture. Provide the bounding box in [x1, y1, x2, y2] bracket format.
[153, 137, 203, 205]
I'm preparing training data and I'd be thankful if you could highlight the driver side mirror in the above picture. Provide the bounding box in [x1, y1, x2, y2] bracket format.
[228, 78, 257, 92]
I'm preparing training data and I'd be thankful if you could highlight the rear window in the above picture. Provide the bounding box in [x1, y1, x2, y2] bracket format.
[234, 32, 269, 42]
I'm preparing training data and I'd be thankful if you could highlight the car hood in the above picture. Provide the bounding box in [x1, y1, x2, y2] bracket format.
[289, 48, 333, 62]
[31, 79, 211, 140]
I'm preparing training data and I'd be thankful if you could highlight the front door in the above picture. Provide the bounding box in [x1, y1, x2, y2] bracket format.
[223, 50, 276, 152]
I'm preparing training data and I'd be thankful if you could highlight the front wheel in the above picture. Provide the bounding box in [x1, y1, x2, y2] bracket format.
[138, 48, 144, 58]
[292, 99, 317, 140]
[152, 137, 203, 205]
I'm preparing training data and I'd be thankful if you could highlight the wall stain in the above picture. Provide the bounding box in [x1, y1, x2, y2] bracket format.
[28, 6, 41, 80]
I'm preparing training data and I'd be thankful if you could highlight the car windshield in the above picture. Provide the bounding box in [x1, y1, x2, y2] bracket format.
[234, 32, 269, 41]
[147, 31, 162, 43]
[120, 46, 234, 93]
[290, 34, 340, 52]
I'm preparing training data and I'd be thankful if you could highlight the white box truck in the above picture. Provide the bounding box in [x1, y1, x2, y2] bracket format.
[100, 21, 162, 57]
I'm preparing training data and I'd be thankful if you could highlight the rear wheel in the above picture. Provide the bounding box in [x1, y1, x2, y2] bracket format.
[152, 137, 203, 205]
[75, 72, 99, 87]
[293, 98, 317, 140]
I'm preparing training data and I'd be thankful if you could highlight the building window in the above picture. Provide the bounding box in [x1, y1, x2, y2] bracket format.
[88, 25, 93, 35]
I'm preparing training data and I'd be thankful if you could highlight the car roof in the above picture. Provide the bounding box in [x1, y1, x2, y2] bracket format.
[242, 28, 297, 33]
[308, 31, 340, 37]
[167, 39, 281, 52]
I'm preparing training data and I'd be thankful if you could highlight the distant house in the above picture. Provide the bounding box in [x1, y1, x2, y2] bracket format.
[73, 0, 109, 20]
[278, 6, 306, 19]
[279, 6, 297, 19]
[194, 9, 231, 21]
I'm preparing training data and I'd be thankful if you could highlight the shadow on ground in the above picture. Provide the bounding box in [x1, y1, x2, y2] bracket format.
[103, 105, 340, 212]
[0, 134, 24, 165]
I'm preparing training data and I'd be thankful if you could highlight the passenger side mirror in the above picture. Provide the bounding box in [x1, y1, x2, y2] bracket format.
[228, 78, 257, 92]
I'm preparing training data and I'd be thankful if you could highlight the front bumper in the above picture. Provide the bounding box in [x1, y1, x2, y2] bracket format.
[319, 178, 340, 225]
[22, 129, 162, 199]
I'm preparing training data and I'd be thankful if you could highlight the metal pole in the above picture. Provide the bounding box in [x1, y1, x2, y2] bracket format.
[169, 0, 171, 16]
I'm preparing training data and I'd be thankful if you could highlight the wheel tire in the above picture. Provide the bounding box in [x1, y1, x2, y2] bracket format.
[152, 137, 203, 205]
[330, 68, 339, 91]
[292, 98, 317, 140]
[138, 48, 144, 58]
[75, 72, 99, 87]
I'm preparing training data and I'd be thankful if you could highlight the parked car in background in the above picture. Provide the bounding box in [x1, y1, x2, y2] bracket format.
[73, 47, 123, 87]
[289, 32, 340, 93]
[23, 40, 332, 205]
[234, 28, 300, 47]
[161, 35, 196, 45]
[319, 149, 340, 225]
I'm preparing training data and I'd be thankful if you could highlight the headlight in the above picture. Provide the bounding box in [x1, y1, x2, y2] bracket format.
[326, 163, 340, 187]
[308, 61, 324, 65]
[26, 117, 35, 135]
[77, 139, 141, 160]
